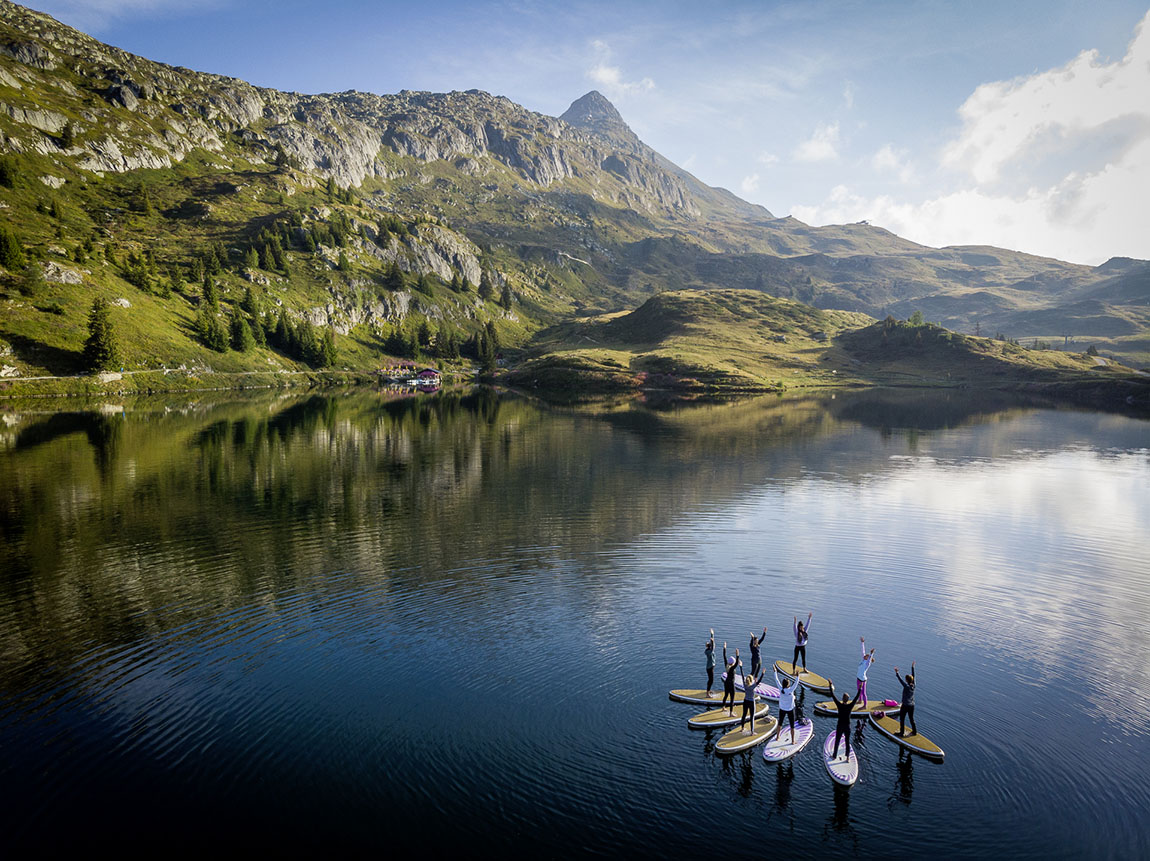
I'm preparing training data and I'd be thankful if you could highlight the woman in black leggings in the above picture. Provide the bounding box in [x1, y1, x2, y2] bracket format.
[792, 612, 812, 671]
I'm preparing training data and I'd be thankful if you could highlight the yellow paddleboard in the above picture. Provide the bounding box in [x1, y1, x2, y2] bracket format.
[669, 689, 726, 705]
[715, 716, 778, 755]
[774, 660, 832, 694]
[688, 702, 769, 730]
[869, 712, 945, 760]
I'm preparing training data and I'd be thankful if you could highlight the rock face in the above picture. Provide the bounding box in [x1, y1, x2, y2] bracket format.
[0, 3, 766, 222]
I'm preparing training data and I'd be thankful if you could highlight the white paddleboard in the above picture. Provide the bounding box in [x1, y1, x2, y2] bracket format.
[762, 718, 814, 762]
[822, 730, 859, 786]
[721, 671, 781, 701]
[688, 702, 769, 730]
[715, 716, 778, 756]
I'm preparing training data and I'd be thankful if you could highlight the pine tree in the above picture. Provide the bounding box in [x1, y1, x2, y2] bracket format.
[202, 279, 219, 311]
[83, 297, 119, 371]
[19, 262, 45, 297]
[230, 306, 256, 352]
[275, 309, 291, 351]
[385, 261, 405, 291]
[0, 226, 25, 269]
[244, 247, 259, 270]
[417, 320, 432, 349]
[59, 121, 75, 149]
[500, 282, 513, 310]
[320, 328, 337, 367]
[0, 156, 18, 188]
[478, 271, 494, 301]
[337, 250, 351, 272]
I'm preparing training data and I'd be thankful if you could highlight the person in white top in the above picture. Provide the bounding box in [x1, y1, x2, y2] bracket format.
[774, 667, 799, 743]
[856, 636, 876, 709]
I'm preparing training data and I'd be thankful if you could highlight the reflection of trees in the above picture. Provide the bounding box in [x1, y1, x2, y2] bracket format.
[0, 387, 1144, 701]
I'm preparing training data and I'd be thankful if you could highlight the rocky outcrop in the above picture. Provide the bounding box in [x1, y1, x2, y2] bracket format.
[0, 3, 753, 223]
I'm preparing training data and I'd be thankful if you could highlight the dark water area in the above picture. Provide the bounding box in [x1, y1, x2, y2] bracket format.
[0, 387, 1147, 856]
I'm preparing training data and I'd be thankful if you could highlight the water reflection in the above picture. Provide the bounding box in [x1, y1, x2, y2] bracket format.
[0, 386, 1147, 855]
[891, 748, 915, 809]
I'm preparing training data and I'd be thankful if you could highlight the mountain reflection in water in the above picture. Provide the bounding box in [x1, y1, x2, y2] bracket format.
[0, 387, 1146, 856]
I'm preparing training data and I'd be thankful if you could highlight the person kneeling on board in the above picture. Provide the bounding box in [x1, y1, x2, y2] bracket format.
[740, 666, 765, 734]
[894, 662, 917, 736]
[722, 644, 741, 716]
[825, 679, 862, 761]
[775, 666, 799, 744]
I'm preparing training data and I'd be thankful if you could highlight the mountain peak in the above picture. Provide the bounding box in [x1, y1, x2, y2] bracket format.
[560, 90, 637, 146]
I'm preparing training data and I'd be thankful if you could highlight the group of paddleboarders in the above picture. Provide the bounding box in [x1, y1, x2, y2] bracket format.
[704, 620, 920, 744]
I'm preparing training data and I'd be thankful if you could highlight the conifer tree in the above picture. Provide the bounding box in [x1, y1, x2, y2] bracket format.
[0, 156, 18, 188]
[230, 305, 256, 352]
[478, 271, 494, 301]
[500, 282, 513, 310]
[320, 328, 337, 367]
[385, 261, 405, 291]
[83, 297, 119, 371]
[0, 226, 25, 270]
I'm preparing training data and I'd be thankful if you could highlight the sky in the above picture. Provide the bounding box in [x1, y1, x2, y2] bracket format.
[24, 0, 1150, 265]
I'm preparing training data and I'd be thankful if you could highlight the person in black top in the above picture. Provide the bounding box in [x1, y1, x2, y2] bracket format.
[721, 644, 741, 716]
[704, 628, 716, 697]
[748, 627, 767, 677]
[894, 662, 917, 736]
[825, 679, 863, 761]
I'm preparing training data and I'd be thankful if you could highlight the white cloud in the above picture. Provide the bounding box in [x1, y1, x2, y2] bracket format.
[792, 12, 1150, 264]
[586, 40, 655, 100]
[942, 15, 1150, 186]
[842, 81, 856, 110]
[793, 121, 840, 162]
[741, 173, 761, 193]
[871, 144, 915, 184]
[588, 63, 655, 97]
[757, 150, 779, 166]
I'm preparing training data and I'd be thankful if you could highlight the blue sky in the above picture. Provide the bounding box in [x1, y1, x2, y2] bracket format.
[26, 0, 1150, 264]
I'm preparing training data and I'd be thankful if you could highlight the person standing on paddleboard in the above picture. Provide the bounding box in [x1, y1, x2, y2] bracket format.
[826, 679, 862, 761]
[740, 666, 765, 734]
[894, 662, 917, 736]
[793, 612, 812, 672]
[705, 629, 716, 698]
[775, 666, 799, 744]
[749, 627, 767, 677]
[722, 644, 741, 715]
[856, 637, 876, 708]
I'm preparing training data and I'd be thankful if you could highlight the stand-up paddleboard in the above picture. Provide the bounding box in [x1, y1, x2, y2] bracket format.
[814, 699, 900, 718]
[868, 712, 945, 761]
[762, 718, 814, 762]
[822, 730, 859, 785]
[688, 702, 769, 730]
[715, 716, 778, 756]
[774, 660, 832, 695]
[669, 689, 727, 705]
[721, 671, 781, 701]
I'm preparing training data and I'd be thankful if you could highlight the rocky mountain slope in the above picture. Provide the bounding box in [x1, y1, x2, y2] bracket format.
[0, 0, 1146, 385]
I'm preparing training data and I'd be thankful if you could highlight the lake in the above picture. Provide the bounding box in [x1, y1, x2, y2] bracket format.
[1, 387, 1147, 856]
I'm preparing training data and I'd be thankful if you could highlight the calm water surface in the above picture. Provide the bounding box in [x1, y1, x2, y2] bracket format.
[0, 388, 1147, 856]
